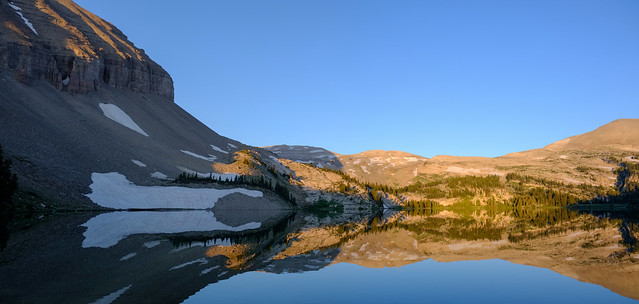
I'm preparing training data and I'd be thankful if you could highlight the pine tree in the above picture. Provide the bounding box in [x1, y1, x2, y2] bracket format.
[0, 145, 18, 211]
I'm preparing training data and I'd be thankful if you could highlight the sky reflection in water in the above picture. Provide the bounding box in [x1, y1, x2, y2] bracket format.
[185, 258, 636, 304]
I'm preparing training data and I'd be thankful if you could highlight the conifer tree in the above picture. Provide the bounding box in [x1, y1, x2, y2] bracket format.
[0, 145, 18, 211]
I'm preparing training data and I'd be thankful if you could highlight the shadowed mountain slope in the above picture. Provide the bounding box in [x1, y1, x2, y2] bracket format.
[0, 0, 278, 209]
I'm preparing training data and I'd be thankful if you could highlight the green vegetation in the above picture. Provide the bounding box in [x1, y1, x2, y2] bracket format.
[302, 199, 344, 218]
[509, 188, 579, 208]
[253, 154, 637, 209]
[0, 144, 18, 250]
[327, 207, 599, 253]
[314, 163, 604, 208]
[0, 145, 17, 213]
[619, 221, 639, 253]
[577, 161, 639, 206]
[576, 166, 590, 174]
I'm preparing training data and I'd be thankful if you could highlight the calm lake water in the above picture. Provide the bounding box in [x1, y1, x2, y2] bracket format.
[1, 207, 638, 303]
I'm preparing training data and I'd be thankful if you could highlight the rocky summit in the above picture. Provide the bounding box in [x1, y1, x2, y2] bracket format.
[0, 0, 173, 99]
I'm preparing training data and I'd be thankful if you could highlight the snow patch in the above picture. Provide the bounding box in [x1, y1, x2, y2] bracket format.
[170, 258, 208, 271]
[211, 144, 229, 154]
[81, 211, 261, 248]
[85, 172, 261, 209]
[227, 143, 237, 149]
[119, 253, 137, 261]
[131, 159, 146, 167]
[99, 103, 148, 137]
[268, 155, 284, 166]
[150, 171, 169, 180]
[181, 150, 216, 162]
[88, 285, 131, 304]
[200, 265, 220, 276]
[8, 2, 38, 35]
[143, 240, 161, 248]
[361, 166, 370, 174]
[560, 155, 568, 159]
[309, 149, 325, 153]
[353, 159, 361, 165]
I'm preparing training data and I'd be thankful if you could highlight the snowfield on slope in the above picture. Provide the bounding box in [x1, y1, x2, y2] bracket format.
[8, 2, 38, 35]
[99, 103, 149, 136]
[210, 144, 229, 154]
[86, 172, 262, 209]
[131, 159, 146, 167]
[81, 211, 261, 248]
[181, 150, 217, 162]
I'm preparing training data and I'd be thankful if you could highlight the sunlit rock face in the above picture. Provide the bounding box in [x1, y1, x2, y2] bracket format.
[0, 0, 173, 99]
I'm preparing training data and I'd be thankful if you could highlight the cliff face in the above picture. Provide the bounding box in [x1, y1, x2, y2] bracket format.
[0, 0, 173, 99]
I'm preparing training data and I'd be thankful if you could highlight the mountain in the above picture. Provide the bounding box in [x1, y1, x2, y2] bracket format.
[273, 119, 639, 185]
[0, 0, 287, 210]
[536, 119, 639, 152]
[268, 119, 638, 206]
[1, 0, 636, 211]
[1, 0, 172, 98]
[264, 145, 342, 169]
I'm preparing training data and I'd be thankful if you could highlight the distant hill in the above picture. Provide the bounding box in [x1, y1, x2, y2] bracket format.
[544, 119, 639, 152]
[269, 119, 639, 193]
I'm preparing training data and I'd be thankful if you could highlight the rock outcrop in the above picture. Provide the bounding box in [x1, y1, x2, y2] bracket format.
[0, 0, 173, 99]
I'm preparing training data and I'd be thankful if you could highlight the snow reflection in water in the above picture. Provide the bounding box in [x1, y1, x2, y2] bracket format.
[81, 211, 261, 248]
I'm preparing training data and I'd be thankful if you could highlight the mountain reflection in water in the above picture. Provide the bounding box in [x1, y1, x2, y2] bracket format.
[1, 206, 638, 303]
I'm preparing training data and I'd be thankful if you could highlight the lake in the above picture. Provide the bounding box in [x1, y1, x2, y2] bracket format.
[1, 206, 638, 303]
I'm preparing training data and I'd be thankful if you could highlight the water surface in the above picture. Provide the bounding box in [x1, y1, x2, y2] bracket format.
[1, 207, 637, 303]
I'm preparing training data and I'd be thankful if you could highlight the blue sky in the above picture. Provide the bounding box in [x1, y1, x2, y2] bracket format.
[77, 0, 639, 157]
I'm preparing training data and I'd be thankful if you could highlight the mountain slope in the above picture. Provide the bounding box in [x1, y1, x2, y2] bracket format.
[0, 0, 287, 210]
[544, 119, 639, 152]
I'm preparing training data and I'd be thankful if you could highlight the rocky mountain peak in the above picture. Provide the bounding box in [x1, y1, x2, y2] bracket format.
[0, 0, 173, 99]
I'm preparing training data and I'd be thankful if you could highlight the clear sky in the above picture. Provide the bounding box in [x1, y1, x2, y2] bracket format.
[76, 0, 639, 158]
